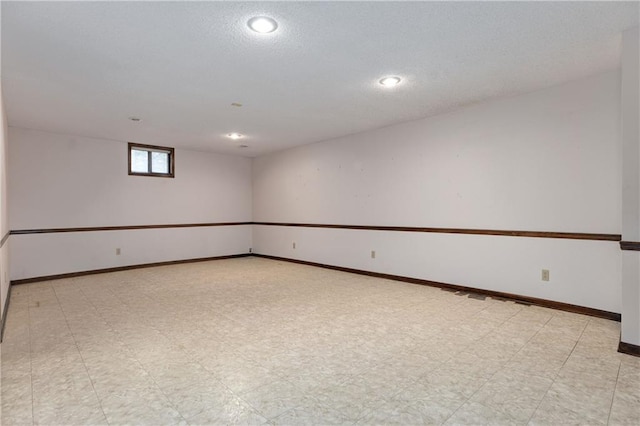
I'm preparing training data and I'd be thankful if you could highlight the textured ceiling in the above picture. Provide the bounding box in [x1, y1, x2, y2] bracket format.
[2, 1, 638, 157]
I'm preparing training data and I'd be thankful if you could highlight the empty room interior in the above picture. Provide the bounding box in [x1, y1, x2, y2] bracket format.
[1, 1, 639, 425]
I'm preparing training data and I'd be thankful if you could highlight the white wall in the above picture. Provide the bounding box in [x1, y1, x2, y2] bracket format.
[253, 71, 622, 313]
[1, 78, 10, 320]
[620, 27, 640, 346]
[5, 70, 627, 315]
[0, 7, 6, 413]
[8, 127, 252, 280]
[1, 83, 9, 426]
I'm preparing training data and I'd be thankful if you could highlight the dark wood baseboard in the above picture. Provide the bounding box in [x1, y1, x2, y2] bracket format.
[620, 241, 640, 251]
[252, 253, 621, 322]
[618, 340, 640, 357]
[0, 284, 12, 343]
[10, 253, 251, 285]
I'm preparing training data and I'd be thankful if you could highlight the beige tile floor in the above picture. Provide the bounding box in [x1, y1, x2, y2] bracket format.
[1, 257, 639, 425]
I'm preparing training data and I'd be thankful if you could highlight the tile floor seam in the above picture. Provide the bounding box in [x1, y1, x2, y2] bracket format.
[27, 287, 35, 426]
[560, 318, 590, 370]
[339, 363, 433, 424]
[347, 298, 527, 424]
[96, 279, 274, 424]
[76, 282, 192, 425]
[50, 282, 111, 426]
[244, 275, 443, 423]
[470, 307, 553, 420]
[463, 298, 525, 342]
[606, 361, 622, 425]
[439, 305, 545, 424]
[89, 282, 198, 423]
[524, 314, 590, 426]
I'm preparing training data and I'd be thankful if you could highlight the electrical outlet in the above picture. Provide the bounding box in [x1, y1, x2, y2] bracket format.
[292, 242, 296, 249]
[371, 250, 376, 259]
[116, 248, 121, 255]
[541, 269, 550, 281]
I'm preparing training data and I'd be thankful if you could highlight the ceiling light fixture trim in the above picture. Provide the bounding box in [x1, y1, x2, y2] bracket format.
[227, 133, 244, 140]
[247, 16, 278, 33]
[378, 76, 402, 88]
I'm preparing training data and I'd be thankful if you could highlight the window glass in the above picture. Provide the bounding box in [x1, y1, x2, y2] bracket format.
[152, 151, 169, 174]
[131, 149, 149, 173]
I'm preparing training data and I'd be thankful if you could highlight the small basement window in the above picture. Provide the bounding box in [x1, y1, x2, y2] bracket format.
[128, 142, 175, 178]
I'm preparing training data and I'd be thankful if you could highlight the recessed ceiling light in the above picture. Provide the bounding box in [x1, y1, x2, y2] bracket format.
[228, 133, 243, 140]
[248, 16, 278, 33]
[379, 76, 402, 88]
[128, 117, 142, 122]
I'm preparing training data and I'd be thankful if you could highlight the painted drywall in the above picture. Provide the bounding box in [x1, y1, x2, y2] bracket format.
[8, 128, 252, 280]
[253, 226, 621, 312]
[620, 27, 640, 346]
[253, 71, 622, 313]
[10, 226, 251, 280]
[1, 80, 10, 322]
[0, 51, 5, 426]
